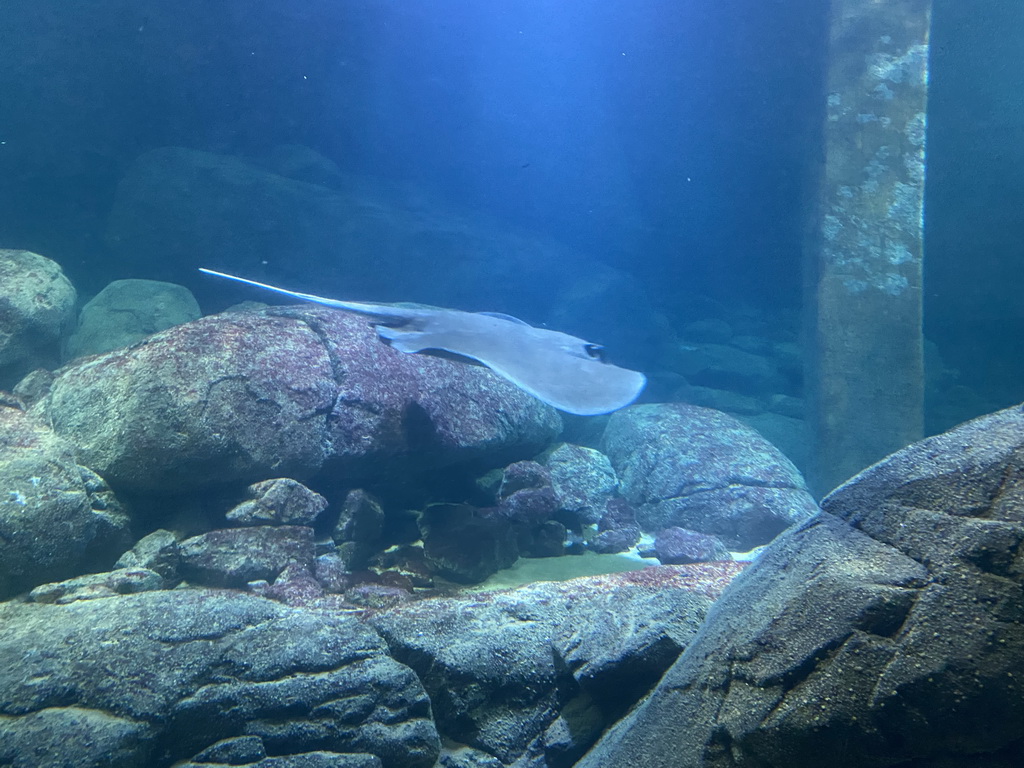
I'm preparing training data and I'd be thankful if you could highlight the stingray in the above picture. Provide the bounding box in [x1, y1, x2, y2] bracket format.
[199, 268, 646, 415]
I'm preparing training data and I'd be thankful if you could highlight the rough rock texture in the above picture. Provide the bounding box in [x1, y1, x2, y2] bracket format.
[0, 249, 77, 387]
[114, 528, 181, 580]
[0, 405, 130, 598]
[368, 566, 732, 767]
[31, 307, 560, 494]
[654, 527, 730, 565]
[179, 525, 315, 588]
[64, 278, 202, 360]
[0, 589, 439, 768]
[226, 477, 328, 526]
[541, 442, 618, 526]
[603, 403, 818, 550]
[27, 567, 165, 604]
[577, 403, 1024, 768]
[420, 504, 518, 584]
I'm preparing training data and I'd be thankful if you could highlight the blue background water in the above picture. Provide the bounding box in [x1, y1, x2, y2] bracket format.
[0, 0, 1020, 427]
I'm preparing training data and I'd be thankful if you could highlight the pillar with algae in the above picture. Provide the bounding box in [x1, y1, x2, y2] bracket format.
[809, 0, 931, 495]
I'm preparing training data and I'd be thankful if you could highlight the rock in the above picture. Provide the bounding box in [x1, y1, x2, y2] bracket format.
[32, 307, 560, 494]
[591, 498, 641, 554]
[680, 384, 765, 416]
[226, 477, 328, 526]
[0, 405, 131, 598]
[654, 527, 730, 564]
[577, 403, 1024, 768]
[254, 143, 348, 189]
[313, 552, 351, 593]
[368, 566, 722, 766]
[64, 279, 201, 360]
[27, 568, 165, 604]
[527, 520, 570, 558]
[0, 249, 77, 387]
[541, 442, 619, 526]
[766, 392, 805, 419]
[681, 318, 733, 344]
[262, 562, 327, 607]
[332, 489, 385, 544]
[495, 460, 559, 527]
[667, 342, 787, 396]
[603, 403, 818, 550]
[0, 589, 439, 767]
[114, 528, 181, 580]
[590, 526, 640, 555]
[420, 504, 518, 584]
[178, 525, 315, 588]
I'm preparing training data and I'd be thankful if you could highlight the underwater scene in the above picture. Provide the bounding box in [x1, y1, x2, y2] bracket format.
[1, 1, 1022, 766]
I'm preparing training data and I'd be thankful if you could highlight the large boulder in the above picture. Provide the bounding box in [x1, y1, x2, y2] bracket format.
[31, 306, 561, 494]
[0, 404, 130, 598]
[0, 589, 439, 768]
[602, 403, 818, 550]
[64, 278, 202, 360]
[368, 565, 734, 767]
[0, 249, 77, 387]
[577, 403, 1024, 768]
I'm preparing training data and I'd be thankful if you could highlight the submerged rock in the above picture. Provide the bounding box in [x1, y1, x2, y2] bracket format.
[654, 526, 730, 565]
[32, 307, 560, 495]
[541, 442, 619, 526]
[64, 278, 202, 360]
[578, 403, 1024, 768]
[178, 525, 315, 588]
[0, 589, 439, 768]
[27, 567, 164, 604]
[0, 249, 77, 388]
[603, 403, 818, 550]
[0, 405, 130, 599]
[368, 565, 727, 767]
[226, 477, 328, 526]
[420, 503, 518, 584]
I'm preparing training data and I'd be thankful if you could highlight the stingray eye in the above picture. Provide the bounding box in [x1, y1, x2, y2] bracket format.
[584, 343, 605, 361]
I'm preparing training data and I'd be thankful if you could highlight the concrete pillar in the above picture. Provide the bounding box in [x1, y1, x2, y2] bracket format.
[809, 0, 932, 495]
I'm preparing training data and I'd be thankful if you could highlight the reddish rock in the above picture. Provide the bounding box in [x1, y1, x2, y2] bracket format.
[654, 526, 730, 564]
[226, 477, 327, 526]
[32, 307, 561, 493]
[178, 525, 315, 588]
[603, 403, 818, 550]
[0, 405, 130, 598]
[0, 249, 76, 388]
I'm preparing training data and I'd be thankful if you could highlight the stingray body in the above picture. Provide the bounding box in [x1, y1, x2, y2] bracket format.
[199, 268, 646, 415]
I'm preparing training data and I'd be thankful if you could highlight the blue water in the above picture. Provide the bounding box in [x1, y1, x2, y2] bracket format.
[0, 0, 1020, 430]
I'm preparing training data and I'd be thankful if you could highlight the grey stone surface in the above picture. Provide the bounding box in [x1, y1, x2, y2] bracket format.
[27, 567, 164, 604]
[114, 528, 181, 580]
[540, 442, 618, 526]
[0, 405, 130, 598]
[577, 403, 1024, 768]
[31, 307, 560, 494]
[178, 525, 315, 588]
[0, 589, 439, 768]
[0, 249, 76, 388]
[227, 477, 328, 526]
[603, 403, 818, 550]
[64, 278, 201, 360]
[369, 568, 714, 767]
